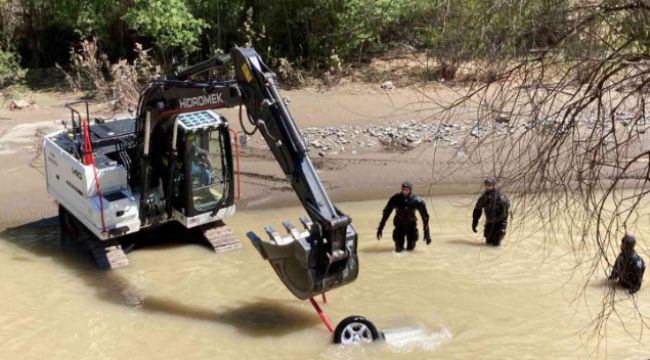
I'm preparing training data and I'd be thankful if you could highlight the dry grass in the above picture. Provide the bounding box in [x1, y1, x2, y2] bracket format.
[57, 39, 161, 109]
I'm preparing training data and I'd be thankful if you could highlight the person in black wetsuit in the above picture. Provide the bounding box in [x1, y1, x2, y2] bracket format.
[376, 181, 431, 252]
[472, 177, 510, 246]
[609, 235, 645, 294]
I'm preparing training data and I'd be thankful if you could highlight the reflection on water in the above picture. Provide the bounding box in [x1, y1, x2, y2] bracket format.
[138, 297, 319, 337]
[359, 246, 395, 254]
[0, 219, 318, 337]
[444, 238, 485, 247]
[0, 196, 649, 359]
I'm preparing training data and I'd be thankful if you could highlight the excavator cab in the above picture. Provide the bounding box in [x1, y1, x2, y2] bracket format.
[185, 132, 223, 212]
[174, 111, 234, 218]
[142, 108, 234, 225]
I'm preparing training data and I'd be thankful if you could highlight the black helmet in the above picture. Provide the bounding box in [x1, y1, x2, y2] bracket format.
[622, 235, 636, 248]
[484, 177, 497, 186]
[401, 180, 413, 191]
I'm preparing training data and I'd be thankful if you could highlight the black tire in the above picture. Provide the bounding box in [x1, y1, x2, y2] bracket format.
[333, 315, 380, 344]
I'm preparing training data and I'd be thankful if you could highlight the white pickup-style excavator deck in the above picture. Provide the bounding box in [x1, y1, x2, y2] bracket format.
[44, 129, 141, 240]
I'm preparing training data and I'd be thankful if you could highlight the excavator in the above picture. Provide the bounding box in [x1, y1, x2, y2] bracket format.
[43, 47, 378, 344]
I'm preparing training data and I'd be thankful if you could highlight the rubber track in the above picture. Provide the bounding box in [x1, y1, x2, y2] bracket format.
[201, 223, 242, 254]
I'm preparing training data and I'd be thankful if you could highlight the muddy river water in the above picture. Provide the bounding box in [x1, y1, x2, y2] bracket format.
[1, 195, 649, 359]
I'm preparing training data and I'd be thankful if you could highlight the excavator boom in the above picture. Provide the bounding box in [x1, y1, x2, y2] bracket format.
[231, 48, 359, 299]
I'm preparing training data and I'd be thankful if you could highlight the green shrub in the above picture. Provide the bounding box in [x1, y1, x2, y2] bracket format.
[123, 0, 207, 68]
[0, 50, 25, 89]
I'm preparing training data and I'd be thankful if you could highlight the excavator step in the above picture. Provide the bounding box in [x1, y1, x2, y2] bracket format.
[201, 222, 241, 254]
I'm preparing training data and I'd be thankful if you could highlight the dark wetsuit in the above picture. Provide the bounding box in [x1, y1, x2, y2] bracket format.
[378, 193, 430, 252]
[472, 189, 510, 246]
[610, 251, 646, 294]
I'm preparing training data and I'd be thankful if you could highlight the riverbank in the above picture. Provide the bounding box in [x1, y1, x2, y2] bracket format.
[0, 83, 487, 227]
[1, 80, 648, 225]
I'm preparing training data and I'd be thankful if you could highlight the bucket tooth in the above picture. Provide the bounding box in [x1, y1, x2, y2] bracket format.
[246, 231, 268, 259]
[299, 216, 313, 231]
[264, 225, 284, 244]
[282, 220, 302, 241]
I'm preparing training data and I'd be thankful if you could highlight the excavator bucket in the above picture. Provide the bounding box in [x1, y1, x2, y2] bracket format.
[247, 217, 359, 300]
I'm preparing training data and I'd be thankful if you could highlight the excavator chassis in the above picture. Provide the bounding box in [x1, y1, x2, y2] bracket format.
[59, 205, 240, 269]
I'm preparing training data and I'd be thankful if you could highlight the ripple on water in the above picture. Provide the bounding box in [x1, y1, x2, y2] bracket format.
[1, 196, 649, 359]
[382, 325, 452, 352]
[320, 325, 451, 360]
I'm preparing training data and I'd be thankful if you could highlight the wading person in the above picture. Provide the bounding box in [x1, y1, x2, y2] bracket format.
[609, 235, 645, 294]
[472, 177, 510, 246]
[376, 181, 431, 252]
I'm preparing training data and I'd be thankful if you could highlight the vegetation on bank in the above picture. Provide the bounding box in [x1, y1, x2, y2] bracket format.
[0, 0, 603, 91]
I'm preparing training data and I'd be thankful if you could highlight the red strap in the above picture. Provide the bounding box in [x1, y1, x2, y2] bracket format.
[309, 297, 334, 333]
[81, 118, 106, 233]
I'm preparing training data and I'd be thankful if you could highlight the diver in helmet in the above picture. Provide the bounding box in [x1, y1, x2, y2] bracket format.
[376, 181, 431, 252]
[609, 235, 646, 294]
[472, 177, 510, 246]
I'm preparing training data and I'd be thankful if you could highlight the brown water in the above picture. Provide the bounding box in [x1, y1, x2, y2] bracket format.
[1, 195, 649, 359]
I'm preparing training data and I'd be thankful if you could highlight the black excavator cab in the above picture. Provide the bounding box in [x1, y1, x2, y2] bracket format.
[142, 109, 234, 221]
[175, 114, 234, 218]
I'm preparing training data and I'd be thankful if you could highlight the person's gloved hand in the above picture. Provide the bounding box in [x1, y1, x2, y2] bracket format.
[471, 220, 478, 233]
[423, 227, 431, 245]
[376, 228, 383, 241]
